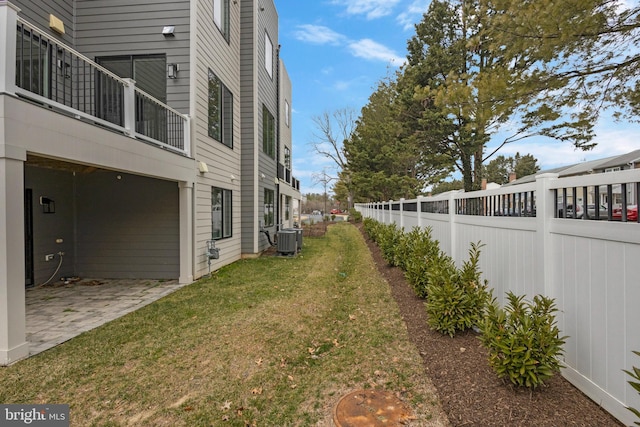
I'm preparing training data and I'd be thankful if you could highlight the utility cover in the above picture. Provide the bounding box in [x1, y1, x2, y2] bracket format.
[333, 389, 414, 426]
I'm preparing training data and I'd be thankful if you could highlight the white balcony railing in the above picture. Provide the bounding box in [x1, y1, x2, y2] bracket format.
[0, 2, 190, 156]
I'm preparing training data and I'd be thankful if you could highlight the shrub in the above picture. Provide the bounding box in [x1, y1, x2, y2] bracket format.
[480, 292, 567, 388]
[624, 350, 640, 425]
[376, 223, 403, 267]
[403, 227, 441, 299]
[425, 242, 492, 337]
[349, 208, 362, 223]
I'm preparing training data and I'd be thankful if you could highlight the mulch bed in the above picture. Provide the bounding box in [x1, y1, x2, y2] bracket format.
[352, 222, 624, 427]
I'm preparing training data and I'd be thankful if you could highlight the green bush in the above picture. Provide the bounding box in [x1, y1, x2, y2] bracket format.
[403, 227, 441, 299]
[349, 208, 362, 223]
[624, 350, 640, 425]
[377, 223, 403, 267]
[480, 292, 567, 388]
[425, 242, 492, 337]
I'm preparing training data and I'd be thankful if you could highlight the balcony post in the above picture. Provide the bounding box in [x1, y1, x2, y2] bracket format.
[122, 78, 136, 137]
[0, 1, 20, 95]
[183, 114, 191, 157]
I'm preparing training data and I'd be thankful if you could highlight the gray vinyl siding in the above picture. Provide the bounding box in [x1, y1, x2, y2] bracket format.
[74, 0, 191, 114]
[240, 0, 280, 254]
[192, 0, 243, 276]
[240, 0, 257, 254]
[12, 0, 75, 45]
[25, 167, 179, 281]
[75, 172, 179, 279]
[25, 166, 76, 285]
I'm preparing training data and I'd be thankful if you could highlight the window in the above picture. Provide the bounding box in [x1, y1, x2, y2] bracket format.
[213, 0, 230, 42]
[285, 100, 290, 127]
[262, 105, 275, 158]
[264, 32, 273, 78]
[208, 69, 233, 148]
[285, 196, 291, 221]
[97, 54, 167, 133]
[284, 147, 291, 169]
[98, 55, 166, 102]
[212, 187, 232, 239]
[264, 189, 274, 227]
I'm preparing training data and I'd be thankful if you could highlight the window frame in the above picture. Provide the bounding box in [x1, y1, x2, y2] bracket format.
[212, 187, 232, 240]
[208, 69, 234, 148]
[213, 0, 230, 42]
[264, 31, 273, 79]
[262, 104, 275, 158]
[285, 100, 290, 127]
[264, 188, 275, 227]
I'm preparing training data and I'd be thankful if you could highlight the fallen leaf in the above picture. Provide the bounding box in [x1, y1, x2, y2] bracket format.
[349, 314, 356, 321]
[460, 347, 466, 353]
[287, 375, 294, 381]
[221, 401, 232, 411]
[222, 415, 230, 421]
[255, 357, 263, 366]
[251, 387, 263, 395]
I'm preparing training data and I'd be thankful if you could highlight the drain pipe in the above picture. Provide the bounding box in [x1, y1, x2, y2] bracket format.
[259, 221, 275, 246]
[39, 252, 64, 286]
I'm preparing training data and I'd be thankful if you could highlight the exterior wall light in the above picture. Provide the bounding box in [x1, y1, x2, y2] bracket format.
[162, 26, 175, 37]
[168, 63, 179, 79]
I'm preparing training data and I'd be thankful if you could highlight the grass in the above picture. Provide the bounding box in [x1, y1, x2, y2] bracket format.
[0, 223, 447, 426]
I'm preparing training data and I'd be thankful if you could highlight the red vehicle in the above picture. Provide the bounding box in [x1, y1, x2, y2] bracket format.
[612, 205, 638, 221]
[330, 208, 342, 215]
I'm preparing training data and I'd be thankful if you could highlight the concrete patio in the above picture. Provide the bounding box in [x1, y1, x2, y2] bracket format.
[25, 278, 189, 357]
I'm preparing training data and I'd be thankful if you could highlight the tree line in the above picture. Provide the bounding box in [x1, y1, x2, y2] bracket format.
[311, 0, 640, 203]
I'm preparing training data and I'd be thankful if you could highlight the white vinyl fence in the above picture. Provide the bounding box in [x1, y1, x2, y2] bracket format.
[355, 170, 640, 426]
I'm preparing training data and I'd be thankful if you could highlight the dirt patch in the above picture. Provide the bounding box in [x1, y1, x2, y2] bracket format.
[355, 222, 623, 427]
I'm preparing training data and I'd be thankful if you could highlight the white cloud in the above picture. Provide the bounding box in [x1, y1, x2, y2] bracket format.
[293, 24, 345, 45]
[348, 39, 406, 66]
[396, 0, 430, 31]
[330, 0, 401, 19]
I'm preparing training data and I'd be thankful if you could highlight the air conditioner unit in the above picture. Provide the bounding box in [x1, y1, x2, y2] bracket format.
[284, 228, 303, 252]
[277, 230, 297, 255]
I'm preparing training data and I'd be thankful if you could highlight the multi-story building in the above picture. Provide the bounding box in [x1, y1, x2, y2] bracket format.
[0, 0, 300, 365]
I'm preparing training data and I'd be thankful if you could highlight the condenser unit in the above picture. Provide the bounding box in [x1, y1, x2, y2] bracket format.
[277, 230, 297, 255]
[284, 228, 303, 252]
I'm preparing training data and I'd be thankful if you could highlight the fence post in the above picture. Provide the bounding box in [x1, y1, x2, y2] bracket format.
[399, 198, 405, 230]
[417, 195, 424, 229]
[388, 200, 393, 225]
[536, 173, 559, 297]
[0, 2, 19, 95]
[448, 191, 457, 262]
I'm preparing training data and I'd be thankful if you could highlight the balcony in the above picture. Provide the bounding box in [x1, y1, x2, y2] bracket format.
[0, 4, 190, 157]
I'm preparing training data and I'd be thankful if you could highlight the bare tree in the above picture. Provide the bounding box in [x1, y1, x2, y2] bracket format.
[310, 108, 357, 208]
[309, 108, 357, 171]
[312, 169, 337, 218]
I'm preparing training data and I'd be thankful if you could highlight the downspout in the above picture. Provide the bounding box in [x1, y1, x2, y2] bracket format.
[275, 44, 281, 230]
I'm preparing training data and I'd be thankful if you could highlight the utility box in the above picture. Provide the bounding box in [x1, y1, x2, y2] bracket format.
[277, 230, 297, 255]
[285, 227, 303, 252]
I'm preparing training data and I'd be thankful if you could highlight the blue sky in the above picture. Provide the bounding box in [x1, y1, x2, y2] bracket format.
[276, 0, 640, 195]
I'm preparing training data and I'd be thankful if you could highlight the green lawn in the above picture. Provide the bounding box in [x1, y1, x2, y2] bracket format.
[0, 223, 447, 426]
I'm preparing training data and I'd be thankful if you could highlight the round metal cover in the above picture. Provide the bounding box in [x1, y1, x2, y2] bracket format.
[333, 389, 414, 426]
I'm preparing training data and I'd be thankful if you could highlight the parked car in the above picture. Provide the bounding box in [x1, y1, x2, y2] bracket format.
[330, 208, 342, 214]
[584, 204, 608, 220]
[612, 205, 638, 222]
[560, 204, 583, 218]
